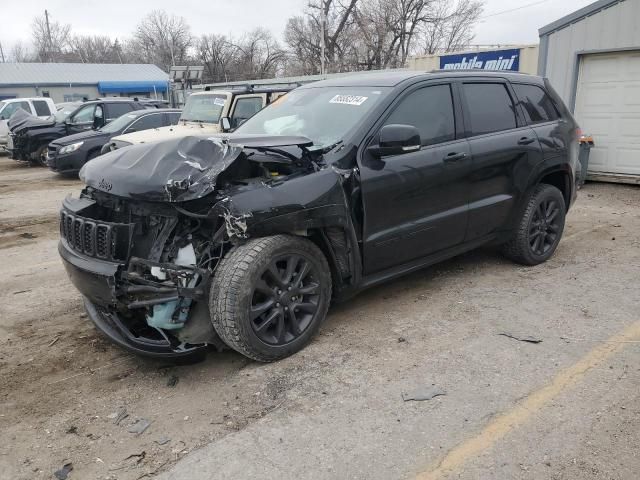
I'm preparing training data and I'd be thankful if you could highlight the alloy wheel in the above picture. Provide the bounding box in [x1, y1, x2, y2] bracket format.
[528, 198, 561, 256]
[250, 254, 321, 346]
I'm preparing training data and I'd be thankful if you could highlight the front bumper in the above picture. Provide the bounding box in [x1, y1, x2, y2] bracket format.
[59, 240, 207, 359]
[47, 145, 85, 173]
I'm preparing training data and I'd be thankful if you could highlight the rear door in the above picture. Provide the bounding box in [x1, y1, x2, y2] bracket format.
[360, 81, 471, 274]
[460, 80, 543, 241]
[511, 82, 568, 161]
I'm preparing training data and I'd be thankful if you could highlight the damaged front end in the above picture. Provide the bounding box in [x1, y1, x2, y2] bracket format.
[59, 134, 356, 358]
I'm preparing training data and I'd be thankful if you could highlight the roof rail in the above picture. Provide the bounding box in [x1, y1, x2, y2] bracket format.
[204, 83, 300, 94]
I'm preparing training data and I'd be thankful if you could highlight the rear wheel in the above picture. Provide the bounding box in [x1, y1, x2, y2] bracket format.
[502, 184, 566, 265]
[210, 235, 332, 362]
[35, 145, 48, 166]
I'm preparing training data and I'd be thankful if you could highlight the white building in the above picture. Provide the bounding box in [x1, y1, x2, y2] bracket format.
[538, 0, 640, 183]
[0, 63, 169, 104]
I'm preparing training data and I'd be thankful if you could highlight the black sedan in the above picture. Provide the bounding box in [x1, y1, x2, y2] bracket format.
[47, 108, 181, 175]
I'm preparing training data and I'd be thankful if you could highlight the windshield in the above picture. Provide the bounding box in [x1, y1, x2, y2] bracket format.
[101, 113, 137, 133]
[54, 104, 81, 122]
[235, 87, 390, 147]
[180, 94, 227, 123]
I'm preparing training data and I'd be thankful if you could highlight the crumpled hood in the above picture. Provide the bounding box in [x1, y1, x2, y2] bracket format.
[8, 109, 56, 133]
[110, 122, 221, 146]
[79, 134, 313, 203]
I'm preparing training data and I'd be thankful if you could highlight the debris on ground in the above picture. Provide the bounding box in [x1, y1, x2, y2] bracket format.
[123, 451, 146, 464]
[128, 418, 151, 435]
[166, 375, 179, 387]
[498, 332, 543, 344]
[54, 462, 73, 479]
[398, 337, 406, 343]
[155, 436, 171, 446]
[65, 425, 77, 435]
[108, 407, 128, 425]
[401, 386, 446, 402]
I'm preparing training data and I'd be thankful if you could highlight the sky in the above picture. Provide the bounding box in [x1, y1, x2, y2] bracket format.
[0, 0, 598, 59]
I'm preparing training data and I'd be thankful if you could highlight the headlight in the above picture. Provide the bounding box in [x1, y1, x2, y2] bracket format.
[59, 141, 84, 154]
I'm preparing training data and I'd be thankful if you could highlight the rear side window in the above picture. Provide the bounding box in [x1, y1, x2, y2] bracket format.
[128, 113, 164, 132]
[106, 102, 135, 121]
[32, 100, 51, 116]
[512, 83, 560, 124]
[383, 84, 455, 146]
[168, 112, 181, 125]
[462, 83, 517, 136]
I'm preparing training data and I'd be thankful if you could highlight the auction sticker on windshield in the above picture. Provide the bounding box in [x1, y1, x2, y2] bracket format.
[213, 98, 226, 106]
[329, 95, 368, 106]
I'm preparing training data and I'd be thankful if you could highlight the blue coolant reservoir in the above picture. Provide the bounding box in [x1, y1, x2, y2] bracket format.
[146, 244, 197, 330]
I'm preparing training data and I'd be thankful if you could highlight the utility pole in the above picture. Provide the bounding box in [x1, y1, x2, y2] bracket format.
[44, 10, 53, 62]
[0, 41, 5, 63]
[320, 1, 326, 75]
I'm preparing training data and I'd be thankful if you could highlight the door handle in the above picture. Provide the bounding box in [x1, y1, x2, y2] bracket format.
[443, 152, 467, 162]
[518, 137, 536, 145]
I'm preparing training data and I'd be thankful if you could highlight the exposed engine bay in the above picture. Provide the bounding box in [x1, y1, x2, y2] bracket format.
[59, 134, 359, 357]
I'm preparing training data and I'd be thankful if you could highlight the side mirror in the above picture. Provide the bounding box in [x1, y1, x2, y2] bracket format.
[369, 124, 421, 157]
[220, 117, 231, 132]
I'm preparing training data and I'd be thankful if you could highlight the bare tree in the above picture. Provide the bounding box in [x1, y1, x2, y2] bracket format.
[131, 10, 193, 70]
[232, 29, 287, 80]
[70, 35, 121, 63]
[31, 13, 71, 62]
[198, 34, 236, 82]
[284, 0, 359, 75]
[420, 0, 484, 54]
[9, 41, 33, 62]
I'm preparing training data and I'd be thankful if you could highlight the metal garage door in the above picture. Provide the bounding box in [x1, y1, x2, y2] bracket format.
[574, 51, 640, 177]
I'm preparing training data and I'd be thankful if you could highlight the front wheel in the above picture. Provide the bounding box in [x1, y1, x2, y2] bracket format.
[502, 184, 566, 265]
[210, 235, 332, 362]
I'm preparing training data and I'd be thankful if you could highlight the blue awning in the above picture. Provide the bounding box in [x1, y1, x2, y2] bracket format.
[98, 81, 168, 93]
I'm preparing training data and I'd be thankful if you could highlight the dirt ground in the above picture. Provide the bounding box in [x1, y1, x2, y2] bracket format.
[0, 154, 638, 480]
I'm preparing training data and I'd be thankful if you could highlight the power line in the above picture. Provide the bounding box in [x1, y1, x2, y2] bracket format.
[480, 0, 551, 20]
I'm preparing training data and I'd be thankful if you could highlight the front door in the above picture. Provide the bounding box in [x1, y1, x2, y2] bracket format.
[67, 103, 99, 134]
[359, 82, 471, 274]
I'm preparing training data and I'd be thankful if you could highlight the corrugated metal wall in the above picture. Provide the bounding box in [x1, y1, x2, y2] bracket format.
[541, 0, 640, 107]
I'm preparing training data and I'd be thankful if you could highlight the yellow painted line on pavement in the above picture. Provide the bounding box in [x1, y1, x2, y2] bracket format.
[416, 320, 640, 480]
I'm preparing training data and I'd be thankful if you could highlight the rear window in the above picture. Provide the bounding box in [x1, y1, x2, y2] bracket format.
[462, 83, 517, 136]
[512, 83, 560, 124]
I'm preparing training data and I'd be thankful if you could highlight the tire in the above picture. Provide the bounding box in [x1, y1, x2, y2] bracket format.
[502, 184, 566, 265]
[210, 235, 332, 362]
[35, 145, 48, 167]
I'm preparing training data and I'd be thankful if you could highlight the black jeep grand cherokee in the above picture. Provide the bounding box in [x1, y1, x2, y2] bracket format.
[59, 71, 580, 361]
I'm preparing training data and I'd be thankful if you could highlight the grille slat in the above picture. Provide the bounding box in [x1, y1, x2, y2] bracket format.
[60, 210, 129, 262]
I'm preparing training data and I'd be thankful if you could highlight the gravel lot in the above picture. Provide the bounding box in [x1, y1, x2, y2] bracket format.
[0, 154, 638, 480]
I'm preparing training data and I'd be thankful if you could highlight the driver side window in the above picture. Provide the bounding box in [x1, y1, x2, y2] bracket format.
[72, 104, 96, 123]
[383, 84, 455, 146]
[230, 97, 264, 129]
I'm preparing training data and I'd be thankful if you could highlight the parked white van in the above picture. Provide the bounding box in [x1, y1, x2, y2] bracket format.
[0, 97, 56, 152]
